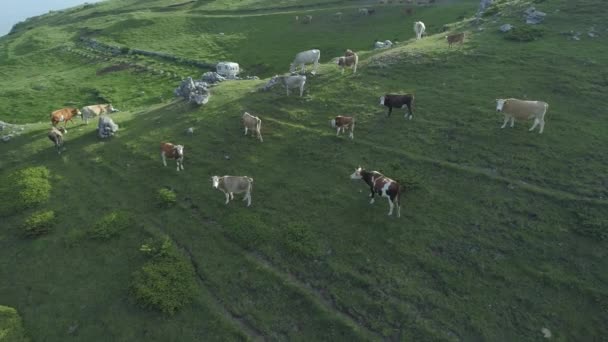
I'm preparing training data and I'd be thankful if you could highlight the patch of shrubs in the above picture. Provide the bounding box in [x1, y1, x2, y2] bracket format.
[504, 26, 544, 42]
[89, 211, 133, 240]
[0, 305, 29, 342]
[0, 166, 51, 216]
[282, 222, 322, 259]
[22, 210, 55, 237]
[223, 212, 272, 250]
[157, 188, 177, 208]
[130, 236, 198, 315]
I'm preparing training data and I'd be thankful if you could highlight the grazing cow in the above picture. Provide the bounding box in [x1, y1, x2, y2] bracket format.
[446, 32, 465, 47]
[211, 175, 253, 207]
[350, 167, 402, 217]
[330, 116, 355, 139]
[295, 15, 299, 22]
[82, 103, 118, 124]
[359, 8, 369, 15]
[414, 21, 426, 40]
[380, 94, 415, 119]
[337, 50, 359, 74]
[47, 127, 67, 154]
[496, 98, 549, 134]
[302, 15, 313, 24]
[51, 107, 81, 127]
[242, 112, 263, 142]
[264, 75, 307, 97]
[160, 142, 184, 171]
[289, 49, 320, 75]
[334, 12, 343, 20]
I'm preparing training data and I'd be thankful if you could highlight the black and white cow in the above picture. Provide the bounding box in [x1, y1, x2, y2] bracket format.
[380, 94, 415, 119]
[350, 167, 402, 217]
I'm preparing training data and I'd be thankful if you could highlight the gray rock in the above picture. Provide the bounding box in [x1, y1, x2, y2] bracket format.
[97, 115, 119, 138]
[201, 71, 226, 84]
[500, 24, 514, 32]
[174, 77, 211, 105]
[524, 7, 546, 25]
[1, 134, 13, 142]
[186, 127, 194, 135]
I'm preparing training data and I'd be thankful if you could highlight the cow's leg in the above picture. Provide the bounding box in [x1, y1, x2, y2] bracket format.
[230, 192, 234, 200]
[349, 127, 354, 139]
[501, 116, 509, 129]
[388, 198, 394, 216]
[336, 127, 341, 136]
[244, 127, 248, 135]
[286, 87, 290, 96]
[224, 193, 230, 204]
[406, 104, 414, 120]
[300, 84, 304, 97]
[180, 158, 184, 170]
[369, 188, 375, 204]
[529, 118, 540, 132]
[387, 107, 392, 117]
[539, 119, 545, 134]
[246, 192, 252, 207]
[161, 152, 167, 166]
[510, 116, 515, 128]
[341, 67, 344, 75]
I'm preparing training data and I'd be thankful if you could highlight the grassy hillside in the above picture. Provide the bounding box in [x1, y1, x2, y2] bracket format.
[1, 0, 607, 341]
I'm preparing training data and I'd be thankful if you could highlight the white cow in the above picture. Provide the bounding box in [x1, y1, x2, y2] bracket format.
[496, 98, 549, 134]
[211, 175, 253, 207]
[289, 49, 320, 75]
[414, 21, 426, 40]
[264, 75, 307, 97]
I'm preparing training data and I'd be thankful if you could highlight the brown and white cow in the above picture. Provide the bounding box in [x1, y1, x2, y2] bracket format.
[446, 32, 465, 47]
[82, 103, 118, 124]
[350, 167, 402, 217]
[330, 116, 355, 139]
[242, 112, 263, 142]
[48, 126, 67, 154]
[51, 107, 81, 127]
[337, 50, 359, 74]
[160, 142, 184, 171]
[380, 94, 415, 119]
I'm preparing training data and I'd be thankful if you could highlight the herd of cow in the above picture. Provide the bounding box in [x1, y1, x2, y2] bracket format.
[43, 17, 550, 218]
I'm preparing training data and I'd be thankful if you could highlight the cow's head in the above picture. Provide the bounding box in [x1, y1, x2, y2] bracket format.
[174, 145, 184, 157]
[329, 119, 336, 128]
[379, 96, 385, 105]
[264, 76, 279, 90]
[109, 104, 119, 113]
[496, 99, 506, 112]
[350, 167, 364, 179]
[211, 176, 220, 188]
[59, 127, 67, 134]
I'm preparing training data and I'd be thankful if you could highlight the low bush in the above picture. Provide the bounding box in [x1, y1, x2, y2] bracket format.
[130, 236, 198, 315]
[157, 188, 177, 208]
[0, 305, 29, 342]
[22, 210, 55, 237]
[89, 211, 133, 240]
[0, 166, 51, 216]
[282, 222, 322, 259]
[504, 26, 544, 42]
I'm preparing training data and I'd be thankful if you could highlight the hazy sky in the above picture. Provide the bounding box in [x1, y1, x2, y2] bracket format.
[0, 0, 102, 37]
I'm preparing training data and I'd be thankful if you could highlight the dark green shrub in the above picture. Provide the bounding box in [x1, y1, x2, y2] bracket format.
[223, 212, 272, 250]
[282, 222, 322, 259]
[130, 237, 198, 315]
[0, 305, 29, 342]
[89, 211, 133, 240]
[22, 210, 55, 237]
[504, 26, 544, 42]
[0, 166, 51, 216]
[157, 188, 177, 208]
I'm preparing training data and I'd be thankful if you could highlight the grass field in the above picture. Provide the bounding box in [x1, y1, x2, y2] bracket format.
[1, 0, 607, 340]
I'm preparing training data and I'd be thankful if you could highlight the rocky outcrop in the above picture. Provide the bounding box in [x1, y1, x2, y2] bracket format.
[174, 77, 211, 105]
[98, 115, 119, 138]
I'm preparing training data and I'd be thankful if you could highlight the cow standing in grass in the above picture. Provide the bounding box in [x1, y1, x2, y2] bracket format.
[414, 21, 426, 40]
[242, 112, 263, 142]
[337, 49, 359, 74]
[82, 103, 119, 124]
[211, 175, 254, 207]
[160, 142, 184, 171]
[350, 167, 402, 217]
[380, 94, 415, 119]
[48, 127, 67, 154]
[289, 49, 320, 75]
[330, 116, 355, 139]
[496, 98, 549, 133]
[264, 75, 307, 97]
[51, 107, 81, 127]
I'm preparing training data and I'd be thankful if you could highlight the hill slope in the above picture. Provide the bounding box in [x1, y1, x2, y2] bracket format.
[1, 0, 607, 341]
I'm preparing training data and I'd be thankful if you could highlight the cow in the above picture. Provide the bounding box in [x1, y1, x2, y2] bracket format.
[337, 50, 359, 74]
[446, 32, 465, 47]
[264, 75, 307, 97]
[242, 112, 263, 142]
[334, 12, 343, 20]
[359, 8, 369, 15]
[51, 107, 81, 127]
[82, 103, 118, 124]
[496, 98, 549, 134]
[330, 116, 355, 139]
[350, 167, 402, 217]
[47, 127, 67, 154]
[211, 175, 253, 207]
[160, 142, 184, 171]
[302, 15, 313, 24]
[414, 21, 426, 40]
[290, 49, 320, 75]
[380, 94, 415, 119]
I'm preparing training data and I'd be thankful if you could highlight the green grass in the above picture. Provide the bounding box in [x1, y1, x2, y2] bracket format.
[1, 0, 607, 340]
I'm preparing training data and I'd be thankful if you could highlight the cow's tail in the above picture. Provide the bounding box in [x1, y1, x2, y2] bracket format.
[411, 94, 416, 114]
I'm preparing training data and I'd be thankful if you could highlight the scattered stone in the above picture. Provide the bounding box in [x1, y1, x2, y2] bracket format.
[541, 327, 552, 338]
[524, 6, 546, 25]
[68, 323, 79, 335]
[97, 115, 119, 138]
[1, 134, 14, 142]
[500, 24, 514, 32]
[202, 71, 226, 84]
[186, 127, 194, 135]
[219, 32, 224, 35]
[224, 155, 230, 160]
[174, 77, 211, 105]
[374, 40, 393, 49]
